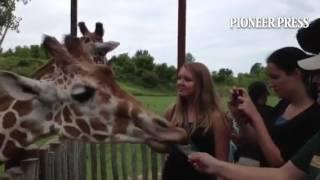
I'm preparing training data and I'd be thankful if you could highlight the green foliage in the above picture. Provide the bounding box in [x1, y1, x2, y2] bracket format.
[109, 51, 176, 91]
[214, 68, 235, 85]
[132, 50, 155, 76]
[0, 56, 47, 76]
[0, 0, 30, 47]
[141, 70, 159, 88]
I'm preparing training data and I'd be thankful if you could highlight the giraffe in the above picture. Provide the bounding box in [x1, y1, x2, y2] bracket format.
[32, 21, 119, 80]
[0, 35, 187, 163]
[78, 21, 120, 64]
[1, 21, 121, 171]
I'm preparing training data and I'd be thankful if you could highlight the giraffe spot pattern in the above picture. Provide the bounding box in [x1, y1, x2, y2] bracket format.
[0, 134, 5, 148]
[10, 130, 28, 146]
[100, 110, 110, 120]
[76, 118, 91, 134]
[0, 96, 14, 111]
[131, 107, 142, 124]
[64, 126, 81, 138]
[93, 134, 109, 141]
[90, 118, 107, 131]
[80, 135, 90, 141]
[3, 140, 19, 159]
[116, 101, 129, 118]
[63, 106, 72, 123]
[70, 104, 82, 116]
[46, 112, 53, 121]
[20, 120, 43, 134]
[57, 78, 64, 85]
[54, 111, 62, 125]
[98, 92, 111, 104]
[12, 100, 33, 117]
[3, 112, 17, 129]
[112, 117, 129, 134]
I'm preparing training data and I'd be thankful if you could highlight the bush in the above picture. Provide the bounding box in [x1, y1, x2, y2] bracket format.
[141, 70, 159, 88]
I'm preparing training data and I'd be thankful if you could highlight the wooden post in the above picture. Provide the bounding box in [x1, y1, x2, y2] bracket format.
[141, 145, 149, 180]
[39, 147, 50, 180]
[151, 151, 158, 180]
[120, 144, 128, 180]
[111, 144, 119, 180]
[50, 142, 62, 180]
[70, 0, 77, 36]
[177, 0, 187, 71]
[99, 144, 107, 180]
[20, 158, 39, 180]
[131, 145, 138, 180]
[90, 144, 98, 180]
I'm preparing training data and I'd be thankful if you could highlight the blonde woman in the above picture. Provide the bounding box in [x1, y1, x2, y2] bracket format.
[162, 62, 230, 180]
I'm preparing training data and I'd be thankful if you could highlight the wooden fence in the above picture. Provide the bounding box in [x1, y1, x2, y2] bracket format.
[0, 139, 165, 180]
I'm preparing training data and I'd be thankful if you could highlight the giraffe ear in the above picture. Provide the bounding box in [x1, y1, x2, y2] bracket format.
[0, 71, 56, 101]
[94, 41, 120, 54]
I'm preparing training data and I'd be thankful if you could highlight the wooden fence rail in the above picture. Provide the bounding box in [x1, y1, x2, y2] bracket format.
[0, 140, 165, 180]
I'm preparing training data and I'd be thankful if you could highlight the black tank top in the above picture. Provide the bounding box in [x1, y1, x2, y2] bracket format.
[162, 124, 216, 180]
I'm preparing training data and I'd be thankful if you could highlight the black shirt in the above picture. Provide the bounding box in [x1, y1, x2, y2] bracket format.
[271, 100, 320, 161]
[162, 126, 215, 180]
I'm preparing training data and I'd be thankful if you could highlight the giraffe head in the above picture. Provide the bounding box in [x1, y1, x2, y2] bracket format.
[78, 21, 120, 64]
[0, 35, 187, 161]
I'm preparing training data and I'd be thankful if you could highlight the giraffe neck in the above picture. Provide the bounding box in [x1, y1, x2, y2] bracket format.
[0, 96, 57, 161]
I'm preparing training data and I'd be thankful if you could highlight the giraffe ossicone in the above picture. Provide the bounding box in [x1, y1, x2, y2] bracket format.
[0, 35, 187, 162]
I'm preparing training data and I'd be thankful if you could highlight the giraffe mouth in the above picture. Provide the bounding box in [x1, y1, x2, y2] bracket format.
[145, 129, 188, 153]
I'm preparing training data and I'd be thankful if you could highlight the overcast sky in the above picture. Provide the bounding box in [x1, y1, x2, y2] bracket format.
[3, 0, 320, 74]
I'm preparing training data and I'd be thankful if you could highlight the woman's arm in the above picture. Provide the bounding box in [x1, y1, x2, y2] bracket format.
[214, 114, 230, 162]
[188, 152, 307, 180]
[249, 111, 284, 166]
[213, 113, 231, 180]
[236, 90, 284, 167]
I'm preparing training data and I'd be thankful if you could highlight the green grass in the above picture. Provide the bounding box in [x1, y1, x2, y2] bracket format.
[0, 57, 47, 76]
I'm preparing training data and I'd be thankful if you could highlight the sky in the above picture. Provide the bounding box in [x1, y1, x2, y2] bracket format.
[3, 0, 320, 74]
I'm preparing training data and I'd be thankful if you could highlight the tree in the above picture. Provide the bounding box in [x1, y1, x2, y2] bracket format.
[250, 63, 264, 75]
[0, 0, 30, 48]
[30, 44, 39, 58]
[250, 62, 267, 81]
[215, 68, 234, 84]
[132, 50, 155, 75]
[185, 52, 196, 63]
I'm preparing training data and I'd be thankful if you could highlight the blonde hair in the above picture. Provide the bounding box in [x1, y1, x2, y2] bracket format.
[170, 62, 229, 134]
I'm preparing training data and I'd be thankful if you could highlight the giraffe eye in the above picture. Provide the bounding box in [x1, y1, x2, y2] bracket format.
[71, 85, 96, 103]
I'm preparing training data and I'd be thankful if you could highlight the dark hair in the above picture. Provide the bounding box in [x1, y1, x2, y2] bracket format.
[296, 18, 320, 54]
[266, 47, 310, 74]
[267, 47, 317, 99]
[248, 81, 269, 104]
